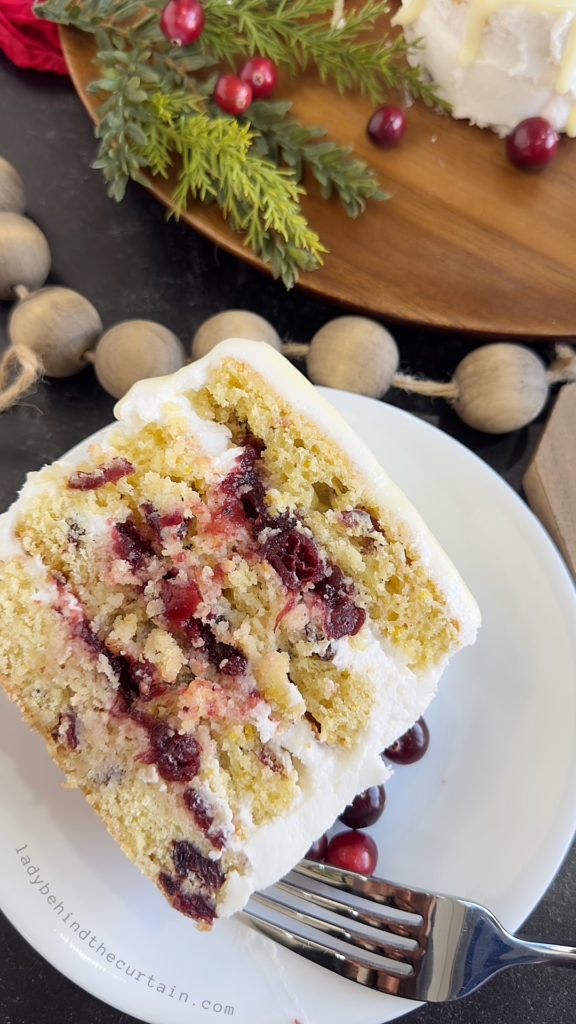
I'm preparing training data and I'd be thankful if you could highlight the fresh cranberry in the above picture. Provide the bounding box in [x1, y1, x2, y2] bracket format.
[172, 889, 216, 924]
[67, 457, 134, 490]
[367, 106, 406, 148]
[140, 503, 185, 542]
[135, 717, 201, 782]
[339, 785, 386, 829]
[325, 831, 378, 875]
[158, 871, 216, 923]
[112, 518, 155, 569]
[239, 56, 277, 98]
[383, 717, 429, 765]
[305, 834, 328, 861]
[160, 574, 202, 628]
[160, 0, 205, 45]
[214, 74, 253, 115]
[129, 659, 164, 701]
[184, 618, 247, 676]
[506, 117, 558, 169]
[172, 839, 225, 889]
[220, 444, 265, 522]
[260, 524, 324, 591]
[183, 789, 225, 849]
[312, 565, 365, 639]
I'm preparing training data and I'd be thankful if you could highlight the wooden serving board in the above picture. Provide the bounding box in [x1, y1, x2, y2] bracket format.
[60, 21, 576, 338]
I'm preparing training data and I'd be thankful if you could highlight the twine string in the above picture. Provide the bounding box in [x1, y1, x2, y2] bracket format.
[391, 372, 460, 399]
[0, 345, 43, 413]
[547, 343, 576, 385]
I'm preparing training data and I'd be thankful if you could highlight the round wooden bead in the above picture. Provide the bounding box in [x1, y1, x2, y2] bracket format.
[8, 287, 102, 377]
[0, 158, 26, 214]
[191, 310, 281, 360]
[453, 343, 549, 433]
[0, 212, 51, 299]
[94, 320, 186, 399]
[306, 316, 399, 397]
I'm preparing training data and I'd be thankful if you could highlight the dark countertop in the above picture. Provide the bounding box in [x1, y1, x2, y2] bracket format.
[0, 52, 575, 1024]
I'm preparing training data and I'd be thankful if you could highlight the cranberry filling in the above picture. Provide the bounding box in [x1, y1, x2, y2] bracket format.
[160, 573, 202, 628]
[172, 839, 225, 889]
[259, 520, 324, 591]
[132, 712, 201, 782]
[140, 502, 187, 542]
[53, 710, 78, 750]
[158, 871, 179, 896]
[312, 565, 366, 640]
[219, 442, 266, 522]
[67, 457, 135, 490]
[220, 446, 366, 639]
[183, 790, 225, 849]
[258, 745, 283, 773]
[172, 889, 216, 924]
[158, 871, 217, 924]
[184, 618, 247, 677]
[112, 518, 155, 569]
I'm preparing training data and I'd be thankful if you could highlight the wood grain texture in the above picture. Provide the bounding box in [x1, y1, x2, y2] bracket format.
[60, 20, 576, 338]
[523, 383, 576, 582]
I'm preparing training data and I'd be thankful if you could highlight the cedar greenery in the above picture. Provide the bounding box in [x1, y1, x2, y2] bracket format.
[35, 0, 438, 288]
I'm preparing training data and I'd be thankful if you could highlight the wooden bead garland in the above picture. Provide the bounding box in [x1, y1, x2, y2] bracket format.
[305, 316, 398, 398]
[191, 309, 281, 359]
[0, 155, 575, 436]
[9, 286, 102, 377]
[89, 320, 186, 399]
[0, 158, 26, 215]
[0, 212, 51, 300]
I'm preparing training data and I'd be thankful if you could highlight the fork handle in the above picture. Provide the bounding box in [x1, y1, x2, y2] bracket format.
[511, 937, 576, 969]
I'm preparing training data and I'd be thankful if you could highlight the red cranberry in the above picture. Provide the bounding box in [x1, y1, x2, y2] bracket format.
[339, 785, 386, 829]
[160, 0, 205, 45]
[260, 525, 324, 591]
[383, 717, 429, 765]
[325, 831, 378, 875]
[506, 117, 558, 169]
[160, 574, 202, 628]
[67, 457, 134, 490]
[214, 74, 253, 115]
[239, 56, 277, 98]
[184, 789, 225, 849]
[367, 106, 406, 148]
[305, 833, 328, 861]
[313, 565, 366, 639]
[172, 839, 225, 889]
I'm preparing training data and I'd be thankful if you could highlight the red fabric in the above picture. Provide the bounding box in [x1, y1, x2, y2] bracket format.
[0, 0, 68, 74]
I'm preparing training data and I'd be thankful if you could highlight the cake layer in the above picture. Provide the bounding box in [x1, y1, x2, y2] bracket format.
[0, 340, 480, 925]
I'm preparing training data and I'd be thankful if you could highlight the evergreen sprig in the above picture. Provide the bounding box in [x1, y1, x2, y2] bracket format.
[35, 0, 441, 286]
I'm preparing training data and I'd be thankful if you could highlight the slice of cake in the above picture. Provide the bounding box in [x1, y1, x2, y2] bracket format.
[394, 0, 576, 137]
[0, 340, 479, 927]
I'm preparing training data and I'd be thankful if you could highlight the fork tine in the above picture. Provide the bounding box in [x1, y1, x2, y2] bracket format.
[295, 859, 434, 918]
[252, 889, 417, 961]
[276, 878, 421, 945]
[241, 905, 414, 996]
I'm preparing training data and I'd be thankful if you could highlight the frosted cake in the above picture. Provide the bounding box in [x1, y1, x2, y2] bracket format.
[394, 0, 576, 136]
[0, 340, 480, 926]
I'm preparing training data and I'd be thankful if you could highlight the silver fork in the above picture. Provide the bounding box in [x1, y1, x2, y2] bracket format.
[240, 860, 576, 1002]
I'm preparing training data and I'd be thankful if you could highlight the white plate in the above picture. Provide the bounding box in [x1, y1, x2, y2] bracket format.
[2, 391, 576, 1024]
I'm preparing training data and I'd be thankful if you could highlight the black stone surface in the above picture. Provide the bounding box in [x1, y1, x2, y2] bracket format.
[1, 51, 575, 1024]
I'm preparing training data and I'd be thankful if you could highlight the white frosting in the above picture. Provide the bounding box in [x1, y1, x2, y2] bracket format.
[395, 0, 576, 136]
